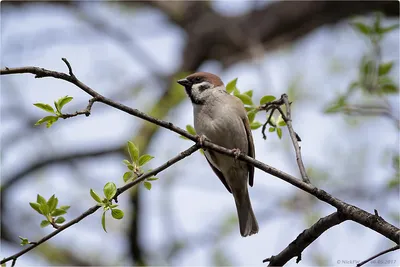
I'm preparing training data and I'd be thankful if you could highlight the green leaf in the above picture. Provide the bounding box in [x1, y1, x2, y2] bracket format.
[226, 78, 238, 94]
[101, 211, 107, 233]
[39, 202, 49, 215]
[40, 220, 50, 228]
[57, 96, 73, 111]
[19, 236, 29, 246]
[37, 194, 46, 205]
[127, 164, 134, 171]
[378, 62, 393, 76]
[59, 205, 70, 211]
[269, 116, 276, 125]
[379, 24, 399, 34]
[47, 195, 58, 213]
[351, 22, 372, 35]
[247, 109, 257, 123]
[55, 217, 66, 224]
[111, 209, 124, 220]
[244, 106, 254, 112]
[110, 204, 119, 209]
[186, 125, 196, 135]
[139, 154, 154, 166]
[54, 100, 61, 114]
[143, 181, 152, 190]
[122, 159, 131, 166]
[127, 141, 139, 163]
[103, 182, 117, 200]
[90, 189, 102, 203]
[33, 103, 55, 114]
[34, 116, 58, 128]
[147, 177, 159, 181]
[179, 135, 189, 140]
[51, 209, 67, 216]
[123, 171, 132, 182]
[236, 94, 253, 105]
[259, 95, 276, 105]
[233, 87, 240, 96]
[379, 76, 398, 94]
[29, 202, 42, 214]
[276, 128, 282, 139]
[278, 121, 287, 127]
[243, 90, 253, 97]
[250, 121, 262, 130]
[269, 127, 275, 132]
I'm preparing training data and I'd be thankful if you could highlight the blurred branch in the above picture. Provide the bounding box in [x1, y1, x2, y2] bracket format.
[357, 244, 400, 267]
[342, 104, 400, 128]
[1, 60, 399, 264]
[263, 212, 347, 266]
[0, 144, 200, 266]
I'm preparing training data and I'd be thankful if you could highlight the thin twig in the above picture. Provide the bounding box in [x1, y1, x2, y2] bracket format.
[356, 244, 400, 267]
[0, 144, 199, 265]
[59, 97, 99, 119]
[281, 94, 311, 183]
[263, 212, 347, 266]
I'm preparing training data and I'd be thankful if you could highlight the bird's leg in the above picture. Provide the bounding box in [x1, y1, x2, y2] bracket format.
[232, 148, 241, 159]
[197, 134, 208, 150]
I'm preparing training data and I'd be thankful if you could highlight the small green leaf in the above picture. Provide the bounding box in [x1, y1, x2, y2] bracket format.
[277, 128, 282, 139]
[33, 103, 55, 114]
[47, 195, 58, 213]
[226, 78, 238, 94]
[101, 211, 107, 232]
[29, 202, 42, 214]
[244, 106, 254, 112]
[236, 94, 253, 105]
[51, 209, 67, 216]
[90, 189, 102, 203]
[143, 181, 152, 190]
[103, 182, 117, 200]
[243, 90, 253, 97]
[55, 217, 66, 224]
[247, 109, 257, 123]
[139, 154, 154, 166]
[379, 24, 399, 34]
[40, 220, 50, 228]
[269, 116, 276, 125]
[122, 159, 131, 166]
[19, 236, 29, 246]
[127, 141, 139, 163]
[260, 95, 276, 105]
[37, 194, 46, 205]
[54, 100, 61, 114]
[57, 96, 73, 111]
[147, 177, 159, 181]
[59, 205, 70, 211]
[128, 164, 134, 171]
[179, 135, 189, 140]
[186, 125, 196, 135]
[269, 127, 275, 132]
[378, 62, 393, 76]
[351, 22, 372, 35]
[250, 121, 262, 130]
[39, 203, 49, 215]
[111, 209, 124, 220]
[233, 87, 240, 96]
[379, 76, 398, 94]
[278, 121, 287, 127]
[34, 116, 58, 128]
[123, 172, 132, 183]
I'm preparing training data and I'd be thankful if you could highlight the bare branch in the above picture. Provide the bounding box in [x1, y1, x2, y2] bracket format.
[0, 144, 199, 265]
[357, 244, 400, 267]
[263, 212, 347, 266]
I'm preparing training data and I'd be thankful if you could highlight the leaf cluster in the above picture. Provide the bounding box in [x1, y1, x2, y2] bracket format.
[34, 96, 73, 128]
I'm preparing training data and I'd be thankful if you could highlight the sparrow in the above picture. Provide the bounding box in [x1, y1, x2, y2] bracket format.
[177, 72, 259, 237]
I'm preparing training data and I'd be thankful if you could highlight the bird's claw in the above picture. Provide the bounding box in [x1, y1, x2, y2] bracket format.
[197, 135, 207, 150]
[232, 148, 241, 159]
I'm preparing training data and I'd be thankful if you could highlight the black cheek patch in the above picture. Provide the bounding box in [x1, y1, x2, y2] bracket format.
[199, 84, 209, 91]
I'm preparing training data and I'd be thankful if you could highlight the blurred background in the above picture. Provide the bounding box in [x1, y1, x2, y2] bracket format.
[1, 1, 399, 266]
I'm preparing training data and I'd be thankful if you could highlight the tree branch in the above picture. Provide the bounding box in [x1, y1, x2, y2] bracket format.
[1, 60, 399, 264]
[263, 212, 347, 266]
[0, 144, 199, 265]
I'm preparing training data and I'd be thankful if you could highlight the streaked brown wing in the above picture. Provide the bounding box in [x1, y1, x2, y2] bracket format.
[204, 151, 232, 194]
[242, 117, 255, 186]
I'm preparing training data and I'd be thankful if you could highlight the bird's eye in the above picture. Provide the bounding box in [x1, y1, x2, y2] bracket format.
[195, 77, 201, 82]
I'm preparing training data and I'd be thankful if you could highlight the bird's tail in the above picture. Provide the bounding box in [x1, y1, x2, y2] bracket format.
[233, 188, 259, 237]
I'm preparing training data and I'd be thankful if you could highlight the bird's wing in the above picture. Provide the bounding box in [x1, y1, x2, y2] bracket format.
[242, 116, 255, 187]
[204, 151, 232, 193]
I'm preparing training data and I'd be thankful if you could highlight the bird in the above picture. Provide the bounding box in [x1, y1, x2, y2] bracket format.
[177, 72, 259, 237]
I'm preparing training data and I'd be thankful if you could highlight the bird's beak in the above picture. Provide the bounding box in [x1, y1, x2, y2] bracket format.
[177, 78, 191, 87]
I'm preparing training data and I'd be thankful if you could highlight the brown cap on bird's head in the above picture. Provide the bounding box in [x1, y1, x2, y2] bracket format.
[177, 72, 224, 88]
